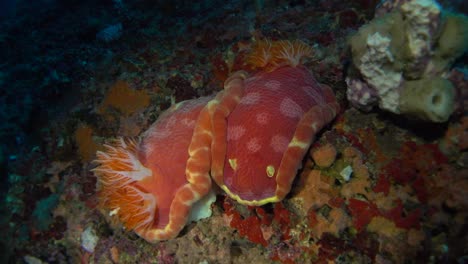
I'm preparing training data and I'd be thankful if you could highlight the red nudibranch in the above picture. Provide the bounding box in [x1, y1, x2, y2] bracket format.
[93, 40, 339, 242]
[93, 96, 215, 242]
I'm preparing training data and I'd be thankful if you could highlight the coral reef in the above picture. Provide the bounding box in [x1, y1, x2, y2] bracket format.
[1, 0, 466, 263]
[346, 0, 468, 122]
[311, 143, 337, 168]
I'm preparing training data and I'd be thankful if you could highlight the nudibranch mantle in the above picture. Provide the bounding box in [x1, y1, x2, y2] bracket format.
[93, 95, 215, 242]
[211, 65, 339, 206]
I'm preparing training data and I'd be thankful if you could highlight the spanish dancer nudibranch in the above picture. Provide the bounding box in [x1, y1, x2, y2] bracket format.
[93, 39, 339, 242]
[211, 40, 340, 205]
[93, 96, 215, 242]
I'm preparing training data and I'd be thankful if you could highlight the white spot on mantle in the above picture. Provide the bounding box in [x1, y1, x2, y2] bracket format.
[256, 112, 269, 125]
[264, 80, 281, 90]
[227, 125, 246, 140]
[280, 97, 304, 119]
[247, 137, 261, 153]
[241, 92, 260, 105]
[270, 134, 289, 153]
[181, 118, 196, 128]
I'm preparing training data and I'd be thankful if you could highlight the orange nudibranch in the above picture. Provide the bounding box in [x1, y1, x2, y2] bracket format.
[93, 96, 216, 242]
[93, 39, 339, 242]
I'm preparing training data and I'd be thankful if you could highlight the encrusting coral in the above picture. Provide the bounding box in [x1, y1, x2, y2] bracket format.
[75, 124, 101, 162]
[311, 143, 337, 168]
[98, 80, 151, 117]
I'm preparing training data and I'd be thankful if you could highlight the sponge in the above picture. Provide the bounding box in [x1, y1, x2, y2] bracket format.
[399, 77, 455, 122]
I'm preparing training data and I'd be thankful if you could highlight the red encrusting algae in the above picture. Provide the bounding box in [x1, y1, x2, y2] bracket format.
[222, 198, 268, 246]
[379, 141, 448, 203]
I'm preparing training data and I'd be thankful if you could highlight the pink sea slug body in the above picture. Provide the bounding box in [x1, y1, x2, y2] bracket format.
[93, 96, 214, 242]
[211, 40, 340, 205]
[93, 39, 339, 242]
